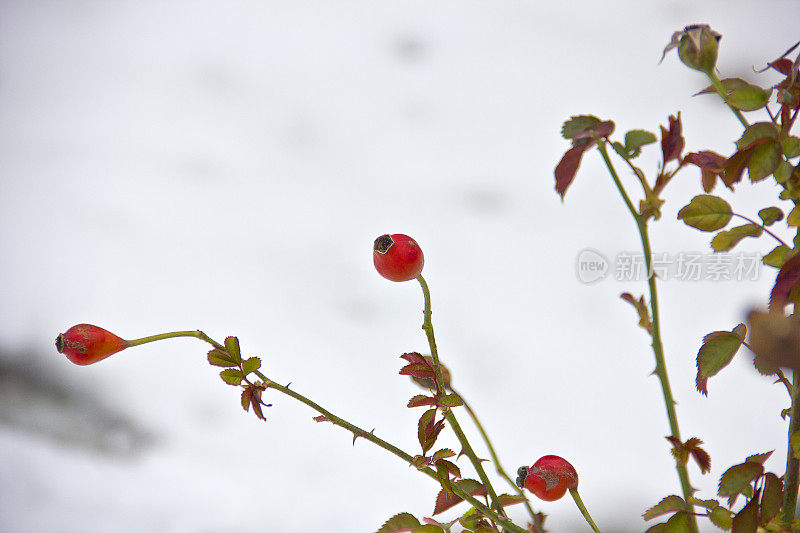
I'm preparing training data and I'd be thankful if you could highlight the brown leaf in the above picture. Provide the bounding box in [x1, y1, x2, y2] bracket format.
[684, 151, 729, 192]
[747, 309, 800, 372]
[660, 113, 684, 164]
[723, 149, 752, 188]
[554, 143, 591, 200]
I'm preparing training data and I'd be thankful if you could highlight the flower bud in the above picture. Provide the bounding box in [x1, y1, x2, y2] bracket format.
[55, 324, 128, 365]
[662, 25, 721, 74]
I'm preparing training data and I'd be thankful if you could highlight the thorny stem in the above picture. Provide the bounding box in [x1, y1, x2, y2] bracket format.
[595, 139, 699, 533]
[569, 489, 602, 533]
[781, 374, 800, 525]
[416, 275, 506, 519]
[707, 70, 749, 128]
[731, 213, 791, 249]
[453, 386, 543, 530]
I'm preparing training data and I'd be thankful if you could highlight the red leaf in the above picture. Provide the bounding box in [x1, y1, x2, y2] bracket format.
[432, 479, 486, 515]
[313, 415, 328, 422]
[723, 149, 752, 188]
[408, 394, 437, 408]
[554, 143, 591, 200]
[685, 438, 712, 474]
[770, 254, 800, 309]
[685, 151, 729, 192]
[400, 352, 427, 365]
[769, 58, 795, 76]
[660, 113, 684, 164]
[399, 363, 436, 380]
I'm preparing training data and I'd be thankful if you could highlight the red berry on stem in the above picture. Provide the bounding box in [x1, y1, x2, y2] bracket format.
[55, 324, 129, 365]
[516, 455, 578, 502]
[373, 234, 424, 282]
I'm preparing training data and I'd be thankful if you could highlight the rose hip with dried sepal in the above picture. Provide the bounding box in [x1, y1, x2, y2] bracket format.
[373, 234, 424, 282]
[516, 455, 579, 502]
[55, 324, 129, 365]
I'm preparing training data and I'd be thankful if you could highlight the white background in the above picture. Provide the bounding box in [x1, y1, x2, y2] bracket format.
[1, 1, 799, 531]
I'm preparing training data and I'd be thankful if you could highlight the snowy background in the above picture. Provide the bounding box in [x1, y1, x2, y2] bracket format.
[1, 1, 799, 531]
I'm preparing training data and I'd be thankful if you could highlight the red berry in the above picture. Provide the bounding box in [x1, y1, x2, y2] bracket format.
[55, 324, 128, 365]
[373, 234, 424, 282]
[516, 455, 578, 502]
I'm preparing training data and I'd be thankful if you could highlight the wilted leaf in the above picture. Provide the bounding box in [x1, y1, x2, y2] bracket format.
[684, 151, 728, 192]
[731, 490, 759, 533]
[660, 113, 684, 163]
[710, 224, 763, 252]
[620, 293, 652, 334]
[726, 83, 771, 111]
[718, 461, 764, 507]
[769, 253, 800, 308]
[375, 512, 422, 533]
[763, 245, 792, 268]
[678, 195, 733, 231]
[207, 349, 237, 367]
[411, 356, 452, 390]
[643, 495, 687, 520]
[695, 323, 746, 395]
[758, 207, 784, 226]
[760, 473, 782, 523]
[219, 368, 245, 386]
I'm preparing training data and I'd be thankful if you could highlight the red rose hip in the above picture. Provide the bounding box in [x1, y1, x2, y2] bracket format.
[56, 324, 129, 365]
[516, 455, 579, 502]
[373, 234, 424, 282]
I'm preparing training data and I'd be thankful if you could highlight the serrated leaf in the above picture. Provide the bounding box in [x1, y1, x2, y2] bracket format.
[758, 207, 784, 226]
[375, 512, 422, 533]
[689, 497, 721, 510]
[497, 493, 528, 508]
[431, 448, 456, 462]
[709, 506, 733, 529]
[685, 437, 712, 474]
[748, 140, 781, 182]
[788, 206, 800, 227]
[561, 115, 601, 139]
[625, 129, 658, 152]
[224, 336, 242, 363]
[760, 473, 782, 523]
[418, 409, 444, 454]
[731, 489, 759, 533]
[737, 122, 779, 150]
[219, 368, 245, 386]
[695, 324, 746, 395]
[643, 495, 687, 520]
[770, 254, 800, 309]
[241, 357, 261, 374]
[711, 224, 763, 252]
[745, 451, 773, 465]
[718, 462, 764, 507]
[207, 349, 237, 367]
[663, 511, 690, 533]
[678, 195, 733, 231]
[436, 460, 454, 495]
[408, 394, 437, 408]
[763, 245, 791, 268]
[432, 479, 485, 515]
[439, 394, 463, 408]
[727, 84, 770, 111]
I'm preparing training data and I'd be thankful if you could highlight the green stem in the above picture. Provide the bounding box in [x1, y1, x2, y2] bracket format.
[569, 489, 602, 533]
[453, 387, 543, 530]
[706, 71, 749, 128]
[732, 213, 791, 248]
[416, 275, 506, 518]
[781, 376, 800, 525]
[595, 140, 698, 533]
[132, 329, 528, 532]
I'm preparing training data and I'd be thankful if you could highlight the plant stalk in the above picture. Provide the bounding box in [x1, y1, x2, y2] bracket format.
[569, 489, 602, 533]
[781, 376, 800, 524]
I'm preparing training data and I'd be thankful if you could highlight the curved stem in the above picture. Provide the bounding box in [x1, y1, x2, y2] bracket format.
[706, 71, 749, 128]
[732, 213, 791, 248]
[595, 140, 698, 533]
[125, 330, 217, 347]
[453, 386, 542, 530]
[416, 275, 506, 518]
[569, 489, 602, 533]
[781, 374, 800, 524]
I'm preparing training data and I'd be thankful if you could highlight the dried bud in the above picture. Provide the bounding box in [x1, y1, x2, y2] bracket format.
[411, 355, 452, 390]
[56, 324, 128, 365]
[662, 25, 721, 74]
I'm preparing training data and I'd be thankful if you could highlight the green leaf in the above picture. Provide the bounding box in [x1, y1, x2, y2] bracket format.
[241, 357, 261, 374]
[439, 394, 463, 407]
[696, 324, 747, 390]
[561, 115, 600, 139]
[207, 349, 237, 367]
[718, 461, 764, 506]
[760, 473, 782, 523]
[689, 497, 721, 510]
[431, 448, 456, 462]
[710, 224, 763, 252]
[763, 245, 792, 268]
[748, 140, 781, 182]
[678, 195, 733, 231]
[736, 122, 778, 150]
[758, 207, 784, 226]
[663, 512, 690, 533]
[411, 527, 444, 533]
[731, 490, 759, 533]
[612, 141, 630, 159]
[497, 493, 528, 508]
[745, 451, 773, 465]
[695, 77, 751, 96]
[375, 512, 421, 533]
[625, 129, 657, 150]
[643, 495, 687, 520]
[224, 336, 242, 363]
[789, 206, 800, 227]
[726, 83, 770, 111]
[775, 160, 793, 183]
[783, 136, 800, 158]
[219, 368, 245, 386]
[708, 506, 733, 529]
[436, 460, 454, 495]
